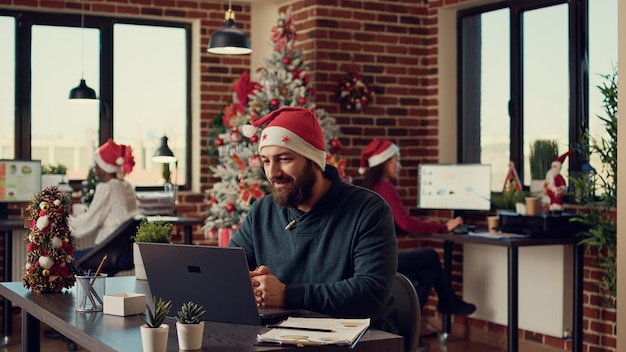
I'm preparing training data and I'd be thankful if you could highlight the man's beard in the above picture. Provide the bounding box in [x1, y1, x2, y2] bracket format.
[270, 161, 316, 208]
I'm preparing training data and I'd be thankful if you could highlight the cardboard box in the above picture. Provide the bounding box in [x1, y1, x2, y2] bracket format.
[103, 293, 146, 316]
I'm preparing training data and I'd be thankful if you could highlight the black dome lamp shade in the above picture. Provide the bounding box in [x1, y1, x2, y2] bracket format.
[207, 2, 251, 55]
[69, 79, 97, 100]
[68, 0, 98, 103]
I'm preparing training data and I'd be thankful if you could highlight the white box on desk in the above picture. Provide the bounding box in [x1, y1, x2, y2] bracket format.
[103, 293, 146, 316]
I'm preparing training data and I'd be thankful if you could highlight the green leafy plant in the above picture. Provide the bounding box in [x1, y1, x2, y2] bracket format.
[140, 296, 172, 328]
[175, 301, 206, 324]
[529, 139, 559, 180]
[570, 67, 617, 306]
[133, 218, 173, 243]
[491, 189, 527, 211]
[42, 163, 68, 175]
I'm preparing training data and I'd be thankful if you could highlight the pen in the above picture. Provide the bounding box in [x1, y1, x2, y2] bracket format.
[266, 325, 335, 333]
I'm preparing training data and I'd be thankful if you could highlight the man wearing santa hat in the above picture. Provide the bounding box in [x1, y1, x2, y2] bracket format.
[230, 107, 398, 333]
[543, 148, 573, 212]
[70, 139, 139, 260]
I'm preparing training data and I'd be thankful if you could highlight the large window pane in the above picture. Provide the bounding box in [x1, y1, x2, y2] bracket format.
[480, 9, 510, 191]
[522, 4, 569, 184]
[113, 24, 187, 187]
[0, 16, 15, 159]
[31, 25, 100, 180]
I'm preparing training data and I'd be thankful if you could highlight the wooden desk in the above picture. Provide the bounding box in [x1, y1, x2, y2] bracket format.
[145, 216, 204, 245]
[409, 232, 582, 352]
[0, 218, 27, 345]
[0, 276, 403, 352]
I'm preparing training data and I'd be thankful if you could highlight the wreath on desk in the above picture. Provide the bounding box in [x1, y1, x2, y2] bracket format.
[338, 72, 374, 111]
[22, 186, 76, 293]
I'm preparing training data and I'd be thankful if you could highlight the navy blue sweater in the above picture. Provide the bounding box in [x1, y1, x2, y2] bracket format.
[229, 165, 398, 331]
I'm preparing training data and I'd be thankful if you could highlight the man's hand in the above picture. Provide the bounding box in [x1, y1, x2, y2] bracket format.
[446, 216, 464, 232]
[250, 266, 286, 307]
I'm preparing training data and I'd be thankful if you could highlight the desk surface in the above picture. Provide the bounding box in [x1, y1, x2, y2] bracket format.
[409, 232, 579, 247]
[0, 277, 403, 352]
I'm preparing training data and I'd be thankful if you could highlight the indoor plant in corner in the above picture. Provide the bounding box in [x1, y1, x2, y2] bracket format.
[140, 296, 172, 352]
[132, 219, 172, 280]
[175, 301, 206, 350]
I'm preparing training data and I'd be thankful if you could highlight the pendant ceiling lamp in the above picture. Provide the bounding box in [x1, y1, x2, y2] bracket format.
[69, 0, 98, 103]
[207, 0, 251, 55]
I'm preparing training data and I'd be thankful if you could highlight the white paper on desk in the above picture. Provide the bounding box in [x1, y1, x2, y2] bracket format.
[468, 231, 530, 239]
[257, 317, 370, 346]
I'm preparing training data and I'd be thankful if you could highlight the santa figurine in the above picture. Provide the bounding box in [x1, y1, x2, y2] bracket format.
[543, 148, 573, 212]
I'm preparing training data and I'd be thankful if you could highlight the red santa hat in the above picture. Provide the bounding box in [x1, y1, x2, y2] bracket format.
[552, 148, 574, 168]
[358, 139, 400, 175]
[93, 139, 135, 175]
[241, 107, 327, 169]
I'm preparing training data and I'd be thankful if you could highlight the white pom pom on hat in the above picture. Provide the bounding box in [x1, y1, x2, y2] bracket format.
[243, 107, 327, 170]
[359, 139, 400, 175]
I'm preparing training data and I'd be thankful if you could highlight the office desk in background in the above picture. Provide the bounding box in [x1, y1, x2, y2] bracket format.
[0, 218, 27, 345]
[409, 232, 582, 352]
[0, 276, 403, 352]
[144, 216, 204, 245]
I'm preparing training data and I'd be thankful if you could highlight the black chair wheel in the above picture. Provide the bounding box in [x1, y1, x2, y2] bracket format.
[66, 340, 77, 351]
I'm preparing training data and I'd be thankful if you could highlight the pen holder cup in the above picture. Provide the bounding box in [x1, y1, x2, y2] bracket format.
[75, 274, 107, 312]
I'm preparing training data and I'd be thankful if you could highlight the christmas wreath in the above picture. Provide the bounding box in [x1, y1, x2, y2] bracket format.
[338, 72, 374, 111]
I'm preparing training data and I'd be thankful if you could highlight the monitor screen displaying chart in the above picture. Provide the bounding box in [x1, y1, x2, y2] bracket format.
[417, 164, 491, 211]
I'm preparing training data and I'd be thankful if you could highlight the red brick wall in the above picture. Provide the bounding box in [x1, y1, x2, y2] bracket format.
[1, 0, 616, 350]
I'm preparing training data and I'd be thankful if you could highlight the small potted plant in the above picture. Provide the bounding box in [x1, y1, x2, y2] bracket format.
[132, 219, 172, 280]
[529, 139, 559, 200]
[175, 301, 206, 350]
[139, 296, 172, 352]
[41, 162, 69, 191]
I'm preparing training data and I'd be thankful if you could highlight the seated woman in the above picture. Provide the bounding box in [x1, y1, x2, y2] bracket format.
[359, 139, 476, 317]
[70, 139, 139, 261]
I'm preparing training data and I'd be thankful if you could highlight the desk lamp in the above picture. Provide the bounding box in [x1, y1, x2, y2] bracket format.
[152, 136, 177, 215]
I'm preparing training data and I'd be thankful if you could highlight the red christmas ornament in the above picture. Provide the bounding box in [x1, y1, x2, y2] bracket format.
[249, 154, 262, 169]
[270, 99, 280, 108]
[249, 135, 259, 144]
[226, 204, 236, 212]
[298, 96, 307, 105]
[330, 139, 342, 152]
[215, 138, 224, 147]
[283, 57, 291, 65]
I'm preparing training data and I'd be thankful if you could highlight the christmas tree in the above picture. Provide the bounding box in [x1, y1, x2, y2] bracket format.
[203, 7, 348, 240]
[22, 186, 76, 293]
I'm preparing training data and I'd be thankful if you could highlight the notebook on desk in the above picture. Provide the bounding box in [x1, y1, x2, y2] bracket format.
[138, 242, 298, 325]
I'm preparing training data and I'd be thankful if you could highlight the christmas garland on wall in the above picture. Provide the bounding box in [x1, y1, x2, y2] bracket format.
[338, 72, 374, 111]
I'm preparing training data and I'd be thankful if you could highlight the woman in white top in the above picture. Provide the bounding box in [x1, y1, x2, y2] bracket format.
[71, 139, 139, 260]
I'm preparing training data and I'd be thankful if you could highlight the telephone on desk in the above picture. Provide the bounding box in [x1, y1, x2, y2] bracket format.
[452, 224, 476, 235]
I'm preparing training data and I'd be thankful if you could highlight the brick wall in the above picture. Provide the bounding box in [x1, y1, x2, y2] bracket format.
[1, 0, 616, 350]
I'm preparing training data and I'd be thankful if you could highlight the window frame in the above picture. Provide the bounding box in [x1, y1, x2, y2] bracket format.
[3, 9, 192, 191]
[457, 0, 588, 186]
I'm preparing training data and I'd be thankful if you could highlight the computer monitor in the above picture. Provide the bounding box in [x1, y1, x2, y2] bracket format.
[417, 163, 491, 211]
[0, 160, 42, 202]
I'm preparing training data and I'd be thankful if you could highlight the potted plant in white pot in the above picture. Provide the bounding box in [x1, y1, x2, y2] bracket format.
[41, 163, 69, 191]
[529, 139, 559, 202]
[175, 301, 206, 350]
[132, 219, 172, 280]
[139, 296, 172, 352]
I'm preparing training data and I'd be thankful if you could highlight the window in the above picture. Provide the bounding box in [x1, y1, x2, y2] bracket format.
[0, 10, 191, 189]
[458, 0, 616, 191]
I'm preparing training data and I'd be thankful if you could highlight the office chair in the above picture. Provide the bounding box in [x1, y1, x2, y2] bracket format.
[76, 217, 142, 277]
[391, 272, 422, 352]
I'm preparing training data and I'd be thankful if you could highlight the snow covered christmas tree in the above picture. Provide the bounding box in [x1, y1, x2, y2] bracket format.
[203, 7, 348, 242]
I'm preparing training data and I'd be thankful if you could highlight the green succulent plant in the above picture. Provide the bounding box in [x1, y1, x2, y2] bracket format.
[175, 301, 206, 324]
[140, 296, 172, 328]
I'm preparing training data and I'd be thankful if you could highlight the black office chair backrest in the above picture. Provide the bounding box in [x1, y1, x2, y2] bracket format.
[76, 217, 142, 276]
[391, 272, 421, 352]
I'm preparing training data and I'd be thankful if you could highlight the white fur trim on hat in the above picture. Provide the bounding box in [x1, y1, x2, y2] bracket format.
[368, 144, 399, 168]
[93, 149, 120, 174]
[258, 126, 327, 170]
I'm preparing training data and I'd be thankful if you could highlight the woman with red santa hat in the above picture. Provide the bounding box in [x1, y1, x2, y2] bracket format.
[360, 139, 475, 351]
[70, 139, 139, 260]
[543, 148, 573, 212]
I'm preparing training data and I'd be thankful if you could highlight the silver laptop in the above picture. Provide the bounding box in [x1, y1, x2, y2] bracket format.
[138, 242, 297, 325]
